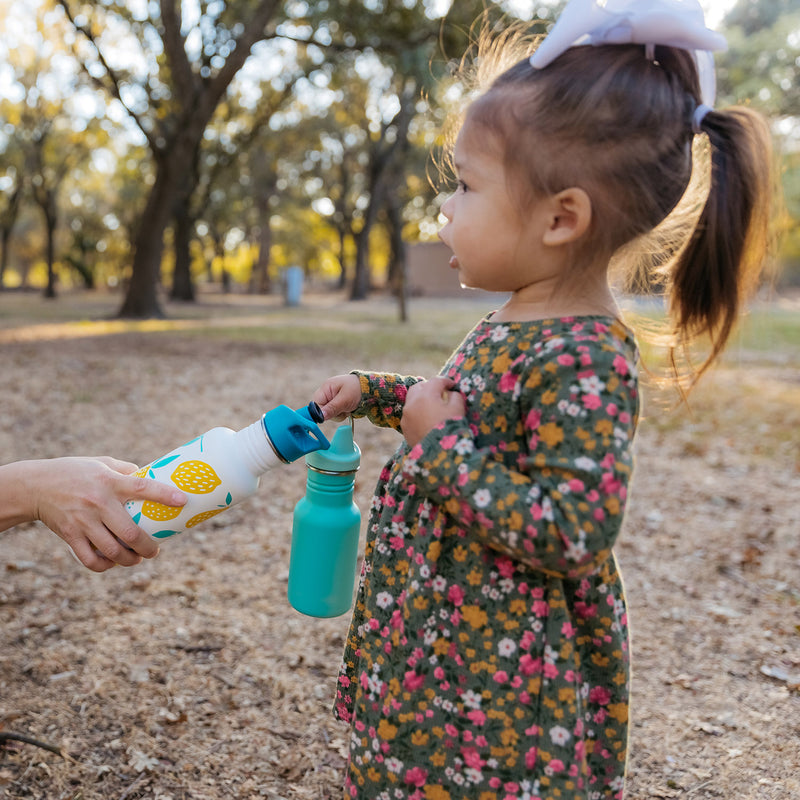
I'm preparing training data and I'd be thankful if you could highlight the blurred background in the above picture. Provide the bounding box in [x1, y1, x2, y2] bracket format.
[0, 0, 797, 318]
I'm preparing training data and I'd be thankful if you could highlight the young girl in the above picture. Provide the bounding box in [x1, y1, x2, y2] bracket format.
[312, 2, 773, 797]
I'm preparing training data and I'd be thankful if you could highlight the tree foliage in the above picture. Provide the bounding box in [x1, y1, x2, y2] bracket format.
[1, 0, 798, 304]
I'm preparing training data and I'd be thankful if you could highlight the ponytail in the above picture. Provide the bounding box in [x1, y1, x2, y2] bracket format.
[668, 105, 774, 378]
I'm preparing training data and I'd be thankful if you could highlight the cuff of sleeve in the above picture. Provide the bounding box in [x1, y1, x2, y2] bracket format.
[351, 371, 410, 418]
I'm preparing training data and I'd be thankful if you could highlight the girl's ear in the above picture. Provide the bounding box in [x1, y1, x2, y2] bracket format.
[542, 188, 592, 246]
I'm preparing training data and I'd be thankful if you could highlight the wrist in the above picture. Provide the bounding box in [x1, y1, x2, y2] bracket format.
[0, 460, 42, 530]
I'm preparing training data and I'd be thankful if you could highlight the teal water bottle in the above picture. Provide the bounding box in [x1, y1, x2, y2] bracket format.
[288, 420, 361, 617]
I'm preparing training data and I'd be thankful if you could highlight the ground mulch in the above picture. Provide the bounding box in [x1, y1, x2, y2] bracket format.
[1, 294, 798, 799]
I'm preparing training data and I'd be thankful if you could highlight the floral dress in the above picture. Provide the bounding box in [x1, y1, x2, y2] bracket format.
[336, 315, 639, 800]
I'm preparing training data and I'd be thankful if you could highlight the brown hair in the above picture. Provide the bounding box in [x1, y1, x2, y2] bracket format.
[443, 23, 776, 385]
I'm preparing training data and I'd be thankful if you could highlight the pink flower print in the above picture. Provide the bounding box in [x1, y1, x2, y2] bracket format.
[606, 402, 618, 416]
[561, 621, 577, 638]
[574, 601, 597, 619]
[525, 746, 538, 769]
[496, 556, 515, 578]
[546, 758, 565, 774]
[519, 654, 542, 675]
[404, 766, 428, 788]
[533, 600, 549, 618]
[590, 686, 612, 706]
[447, 584, 464, 606]
[408, 443, 423, 460]
[467, 709, 487, 726]
[582, 393, 602, 410]
[493, 670, 509, 684]
[613, 354, 629, 375]
[462, 747, 486, 769]
[403, 671, 425, 691]
[557, 353, 575, 366]
[594, 708, 608, 724]
[574, 739, 586, 762]
[498, 371, 517, 393]
[619, 411, 632, 424]
[525, 408, 542, 430]
[543, 662, 559, 679]
[440, 434, 458, 450]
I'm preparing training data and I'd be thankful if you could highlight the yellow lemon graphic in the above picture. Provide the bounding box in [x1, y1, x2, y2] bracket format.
[133, 466, 150, 479]
[141, 500, 183, 522]
[186, 508, 226, 528]
[170, 460, 222, 494]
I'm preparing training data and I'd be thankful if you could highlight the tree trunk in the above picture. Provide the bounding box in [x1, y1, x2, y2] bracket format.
[351, 186, 383, 301]
[386, 194, 408, 322]
[251, 217, 272, 295]
[336, 227, 348, 290]
[0, 182, 22, 288]
[118, 154, 183, 318]
[170, 209, 195, 301]
[43, 197, 57, 300]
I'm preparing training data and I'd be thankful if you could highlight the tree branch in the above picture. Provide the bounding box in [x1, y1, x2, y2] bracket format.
[159, 0, 197, 106]
[0, 731, 65, 758]
[55, 0, 161, 154]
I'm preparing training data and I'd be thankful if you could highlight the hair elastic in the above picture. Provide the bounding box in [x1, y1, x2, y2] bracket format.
[692, 103, 713, 134]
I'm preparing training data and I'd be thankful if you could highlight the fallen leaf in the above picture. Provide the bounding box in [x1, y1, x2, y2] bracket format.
[128, 749, 159, 773]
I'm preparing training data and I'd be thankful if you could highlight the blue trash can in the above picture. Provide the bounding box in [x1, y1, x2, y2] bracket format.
[284, 266, 303, 307]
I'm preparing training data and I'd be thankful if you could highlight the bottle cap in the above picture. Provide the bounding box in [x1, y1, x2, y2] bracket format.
[262, 404, 330, 463]
[305, 420, 361, 473]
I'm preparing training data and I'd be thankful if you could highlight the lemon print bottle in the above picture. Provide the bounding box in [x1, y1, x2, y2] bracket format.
[127, 403, 328, 539]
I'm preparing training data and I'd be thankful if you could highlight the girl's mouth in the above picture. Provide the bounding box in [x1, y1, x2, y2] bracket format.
[448, 254, 460, 270]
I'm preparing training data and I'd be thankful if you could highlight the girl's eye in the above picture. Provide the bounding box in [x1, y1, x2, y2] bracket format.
[457, 180, 469, 193]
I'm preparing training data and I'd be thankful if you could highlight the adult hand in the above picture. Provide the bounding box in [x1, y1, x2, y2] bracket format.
[4, 457, 186, 572]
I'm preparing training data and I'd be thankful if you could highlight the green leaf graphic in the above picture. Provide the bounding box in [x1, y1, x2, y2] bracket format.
[152, 530, 181, 539]
[152, 453, 181, 470]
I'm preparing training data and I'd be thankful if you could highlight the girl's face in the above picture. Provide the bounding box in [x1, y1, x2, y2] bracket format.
[438, 126, 554, 295]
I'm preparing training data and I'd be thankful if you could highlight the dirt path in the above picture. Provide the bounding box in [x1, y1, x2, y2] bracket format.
[1, 299, 798, 799]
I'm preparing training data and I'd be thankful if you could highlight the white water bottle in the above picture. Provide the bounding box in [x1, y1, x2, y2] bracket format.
[126, 402, 328, 539]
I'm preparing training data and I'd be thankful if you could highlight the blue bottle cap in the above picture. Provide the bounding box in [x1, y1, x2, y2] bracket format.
[305, 420, 361, 473]
[262, 404, 330, 463]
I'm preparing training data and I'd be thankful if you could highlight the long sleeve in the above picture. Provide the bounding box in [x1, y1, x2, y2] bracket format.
[351, 371, 424, 431]
[398, 330, 638, 579]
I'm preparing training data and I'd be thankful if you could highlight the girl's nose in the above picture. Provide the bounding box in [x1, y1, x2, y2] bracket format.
[440, 193, 454, 222]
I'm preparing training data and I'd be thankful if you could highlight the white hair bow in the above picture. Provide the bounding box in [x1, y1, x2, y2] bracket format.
[529, 0, 727, 105]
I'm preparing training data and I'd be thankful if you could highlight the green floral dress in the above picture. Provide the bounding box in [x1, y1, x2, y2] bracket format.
[336, 315, 639, 800]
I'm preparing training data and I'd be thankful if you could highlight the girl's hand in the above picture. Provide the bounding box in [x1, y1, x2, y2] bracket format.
[312, 374, 362, 421]
[401, 377, 466, 447]
[28, 457, 186, 572]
